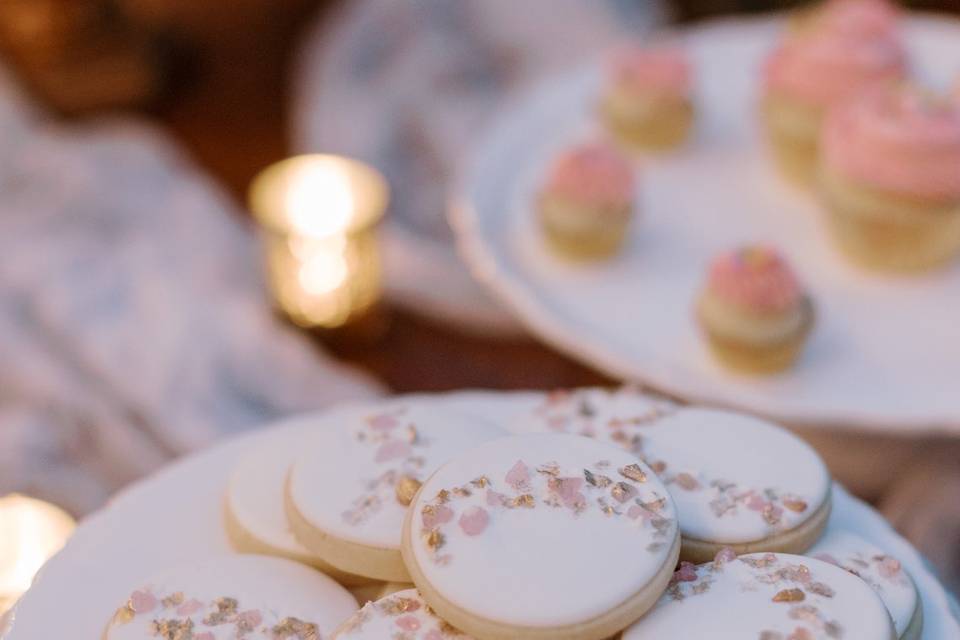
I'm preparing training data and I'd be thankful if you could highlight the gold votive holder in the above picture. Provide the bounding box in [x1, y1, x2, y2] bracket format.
[0, 494, 76, 616]
[249, 154, 389, 330]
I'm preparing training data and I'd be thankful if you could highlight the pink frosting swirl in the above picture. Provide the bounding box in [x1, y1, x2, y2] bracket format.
[609, 45, 691, 97]
[541, 142, 635, 208]
[764, 32, 906, 109]
[822, 86, 960, 200]
[807, 0, 902, 40]
[706, 247, 803, 314]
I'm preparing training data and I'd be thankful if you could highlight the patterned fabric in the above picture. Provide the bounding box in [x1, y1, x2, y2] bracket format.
[0, 84, 381, 515]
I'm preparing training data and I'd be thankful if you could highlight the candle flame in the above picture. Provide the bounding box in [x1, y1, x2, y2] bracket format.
[284, 161, 355, 238]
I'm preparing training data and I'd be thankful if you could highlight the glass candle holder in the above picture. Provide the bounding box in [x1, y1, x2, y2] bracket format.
[0, 494, 76, 617]
[249, 155, 389, 329]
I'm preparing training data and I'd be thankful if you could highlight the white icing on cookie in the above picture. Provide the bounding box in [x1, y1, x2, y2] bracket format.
[288, 404, 506, 550]
[407, 434, 678, 627]
[105, 555, 357, 639]
[810, 530, 918, 637]
[623, 552, 895, 639]
[518, 389, 830, 543]
[333, 589, 471, 639]
[226, 429, 316, 560]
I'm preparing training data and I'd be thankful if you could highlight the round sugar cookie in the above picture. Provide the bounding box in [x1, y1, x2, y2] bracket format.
[520, 388, 831, 561]
[103, 554, 357, 640]
[286, 403, 506, 581]
[810, 530, 922, 640]
[333, 589, 471, 639]
[224, 429, 369, 585]
[401, 433, 680, 640]
[623, 552, 896, 639]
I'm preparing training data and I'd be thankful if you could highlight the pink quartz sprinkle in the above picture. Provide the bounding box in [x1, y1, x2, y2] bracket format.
[672, 562, 699, 584]
[425, 630, 445, 640]
[505, 460, 531, 490]
[746, 494, 769, 511]
[129, 590, 157, 614]
[714, 547, 738, 564]
[878, 556, 902, 578]
[486, 490, 508, 507]
[422, 505, 454, 529]
[176, 599, 204, 616]
[236, 610, 262, 629]
[459, 507, 490, 536]
[375, 440, 412, 463]
[368, 413, 399, 431]
[548, 477, 586, 509]
[674, 472, 700, 491]
[396, 615, 421, 631]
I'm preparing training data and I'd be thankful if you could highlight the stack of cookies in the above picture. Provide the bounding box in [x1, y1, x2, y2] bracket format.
[102, 388, 921, 639]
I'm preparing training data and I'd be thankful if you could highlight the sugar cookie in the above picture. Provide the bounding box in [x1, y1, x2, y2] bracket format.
[401, 434, 680, 640]
[623, 551, 896, 639]
[520, 389, 831, 561]
[286, 403, 506, 581]
[103, 554, 357, 639]
[333, 588, 471, 639]
[224, 429, 369, 585]
[810, 530, 922, 640]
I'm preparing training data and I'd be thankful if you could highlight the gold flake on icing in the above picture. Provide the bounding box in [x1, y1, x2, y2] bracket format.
[584, 468, 612, 488]
[619, 464, 648, 483]
[773, 588, 806, 603]
[396, 475, 422, 506]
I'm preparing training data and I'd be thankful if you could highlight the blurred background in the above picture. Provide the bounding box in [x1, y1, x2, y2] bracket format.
[0, 0, 958, 609]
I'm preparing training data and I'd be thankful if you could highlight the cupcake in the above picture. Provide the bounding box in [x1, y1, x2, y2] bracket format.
[762, 32, 906, 185]
[599, 45, 694, 152]
[818, 86, 960, 272]
[697, 246, 814, 374]
[792, 0, 902, 41]
[537, 141, 635, 260]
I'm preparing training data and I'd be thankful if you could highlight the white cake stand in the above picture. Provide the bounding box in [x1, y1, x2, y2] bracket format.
[452, 15, 960, 433]
[4, 391, 959, 638]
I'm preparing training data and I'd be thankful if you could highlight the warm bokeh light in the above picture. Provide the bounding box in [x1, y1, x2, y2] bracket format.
[0, 495, 76, 616]
[249, 154, 388, 328]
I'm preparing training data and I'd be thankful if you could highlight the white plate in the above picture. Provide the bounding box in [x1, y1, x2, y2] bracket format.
[5, 391, 959, 638]
[452, 16, 960, 434]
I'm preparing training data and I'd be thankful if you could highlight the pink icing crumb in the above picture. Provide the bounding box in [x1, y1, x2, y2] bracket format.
[459, 506, 490, 536]
[764, 30, 905, 109]
[822, 86, 960, 200]
[425, 631, 444, 640]
[540, 142, 634, 209]
[705, 246, 803, 314]
[422, 505, 454, 529]
[176, 599, 204, 616]
[627, 504, 645, 520]
[375, 440, 412, 463]
[505, 460, 531, 490]
[396, 615, 421, 631]
[129, 590, 157, 614]
[609, 44, 691, 97]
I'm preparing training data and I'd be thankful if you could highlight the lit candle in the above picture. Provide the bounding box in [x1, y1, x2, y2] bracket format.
[0, 494, 76, 617]
[249, 155, 389, 329]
